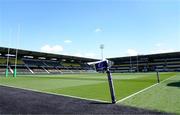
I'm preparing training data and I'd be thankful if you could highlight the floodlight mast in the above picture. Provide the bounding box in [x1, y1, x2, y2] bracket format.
[100, 44, 104, 60]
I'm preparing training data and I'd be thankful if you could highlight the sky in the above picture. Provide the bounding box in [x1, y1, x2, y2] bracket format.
[0, 0, 180, 59]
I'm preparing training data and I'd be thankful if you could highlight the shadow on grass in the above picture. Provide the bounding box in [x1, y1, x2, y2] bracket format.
[167, 81, 180, 87]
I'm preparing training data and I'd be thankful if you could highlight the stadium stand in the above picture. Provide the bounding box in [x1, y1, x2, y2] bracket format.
[0, 57, 24, 65]
[31, 67, 47, 74]
[0, 67, 6, 74]
[0, 47, 97, 75]
[10, 66, 32, 74]
[23, 59, 45, 67]
[46, 67, 61, 74]
[108, 52, 180, 72]
[43, 61, 61, 67]
[1, 46, 180, 75]
[62, 62, 81, 67]
[0, 58, 7, 65]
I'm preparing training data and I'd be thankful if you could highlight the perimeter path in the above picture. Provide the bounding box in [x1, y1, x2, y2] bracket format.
[0, 86, 170, 114]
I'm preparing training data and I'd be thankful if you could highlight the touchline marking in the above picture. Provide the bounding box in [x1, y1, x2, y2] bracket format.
[117, 83, 158, 103]
[116, 75, 176, 103]
[0, 84, 109, 103]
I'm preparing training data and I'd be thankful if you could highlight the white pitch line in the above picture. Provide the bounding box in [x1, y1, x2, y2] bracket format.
[116, 75, 176, 103]
[116, 83, 158, 103]
[0, 84, 109, 103]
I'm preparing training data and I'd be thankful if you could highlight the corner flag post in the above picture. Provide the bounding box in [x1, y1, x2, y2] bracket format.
[156, 70, 160, 83]
[93, 60, 116, 104]
[106, 68, 116, 104]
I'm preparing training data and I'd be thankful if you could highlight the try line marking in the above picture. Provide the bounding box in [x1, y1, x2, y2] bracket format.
[116, 75, 176, 103]
[0, 83, 109, 103]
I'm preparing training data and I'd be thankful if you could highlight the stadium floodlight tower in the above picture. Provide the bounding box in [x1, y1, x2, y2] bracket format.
[100, 44, 104, 60]
[88, 60, 116, 104]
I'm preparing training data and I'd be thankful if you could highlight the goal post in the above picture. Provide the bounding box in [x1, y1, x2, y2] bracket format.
[5, 48, 10, 77]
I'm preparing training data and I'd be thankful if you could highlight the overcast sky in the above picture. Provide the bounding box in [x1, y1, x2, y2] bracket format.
[0, 0, 179, 59]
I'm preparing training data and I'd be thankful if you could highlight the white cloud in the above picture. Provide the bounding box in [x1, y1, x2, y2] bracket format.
[95, 28, 103, 32]
[126, 49, 138, 56]
[64, 40, 72, 43]
[40, 44, 63, 54]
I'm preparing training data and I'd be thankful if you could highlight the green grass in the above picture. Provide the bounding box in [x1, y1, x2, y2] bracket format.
[0, 72, 175, 101]
[0, 72, 178, 113]
[119, 73, 180, 114]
